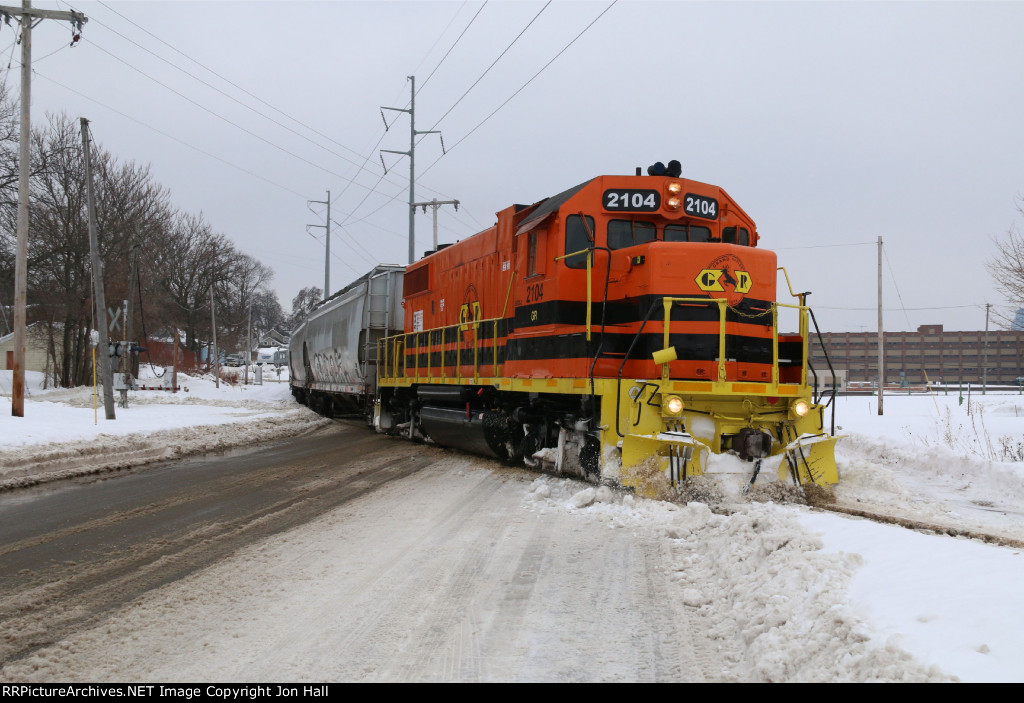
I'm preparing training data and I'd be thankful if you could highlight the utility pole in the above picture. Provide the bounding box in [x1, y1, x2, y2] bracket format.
[210, 285, 219, 389]
[381, 76, 444, 264]
[4, 2, 87, 416]
[307, 191, 330, 299]
[245, 304, 251, 385]
[983, 302, 991, 395]
[81, 118, 114, 420]
[121, 243, 138, 407]
[877, 235, 884, 416]
[413, 198, 459, 251]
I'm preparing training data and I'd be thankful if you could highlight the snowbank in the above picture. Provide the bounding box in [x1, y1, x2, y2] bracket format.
[0, 368, 329, 489]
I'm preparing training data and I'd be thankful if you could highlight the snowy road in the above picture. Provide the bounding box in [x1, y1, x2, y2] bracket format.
[0, 423, 711, 682]
[5, 378, 1020, 681]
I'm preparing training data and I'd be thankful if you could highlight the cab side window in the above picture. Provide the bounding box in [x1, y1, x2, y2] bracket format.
[564, 215, 595, 269]
[722, 226, 749, 245]
[527, 230, 539, 276]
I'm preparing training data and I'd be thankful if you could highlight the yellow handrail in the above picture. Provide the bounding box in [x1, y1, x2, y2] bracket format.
[379, 295, 814, 390]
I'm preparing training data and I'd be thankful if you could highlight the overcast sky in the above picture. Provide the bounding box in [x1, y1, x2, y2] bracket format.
[11, 0, 1024, 332]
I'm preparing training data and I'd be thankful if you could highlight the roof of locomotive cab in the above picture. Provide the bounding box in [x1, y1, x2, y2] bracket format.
[515, 179, 593, 231]
[411, 173, 758, 267]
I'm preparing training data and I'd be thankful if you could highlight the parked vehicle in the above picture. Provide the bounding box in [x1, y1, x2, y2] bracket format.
[224, 353, 245, 367]
[255, 347, 277, 365]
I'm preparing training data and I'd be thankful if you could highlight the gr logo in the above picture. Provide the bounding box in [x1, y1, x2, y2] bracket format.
[696, 268, 752, 294]
[695, 254, 752, 305]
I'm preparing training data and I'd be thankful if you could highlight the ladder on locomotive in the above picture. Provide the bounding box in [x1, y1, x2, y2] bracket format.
[360, 270, 393, 382]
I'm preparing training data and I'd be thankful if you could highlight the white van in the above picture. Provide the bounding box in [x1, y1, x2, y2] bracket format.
[255, 347, 277, 365]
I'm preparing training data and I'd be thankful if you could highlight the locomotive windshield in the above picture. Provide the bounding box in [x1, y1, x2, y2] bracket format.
[580, 218, 749, 254]
[664, 223, 712, 242]
[607, 220, 656, 249]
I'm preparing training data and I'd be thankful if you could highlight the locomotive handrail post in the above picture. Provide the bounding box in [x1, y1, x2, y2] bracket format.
[413, 333, 420, 381]
[771, 304, 780, 385]
[472, 319, 479, 382]
[556, 247, 597, 341]
[777, 267, 808, 306]
[800, 306, 809, 387]
[589, 251, 598, 341]
[717, 298, 727, 383]
[427, 330, 433, 379]
[662, 299, 673, 382]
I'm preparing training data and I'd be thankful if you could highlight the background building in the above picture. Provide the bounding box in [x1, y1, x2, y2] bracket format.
[810, 324, 1024, 388]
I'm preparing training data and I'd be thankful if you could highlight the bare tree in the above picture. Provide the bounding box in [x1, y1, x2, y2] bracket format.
[150, 212, 233, 352]
[986, 199, 1024, 328]
[287, 285, 322, 330]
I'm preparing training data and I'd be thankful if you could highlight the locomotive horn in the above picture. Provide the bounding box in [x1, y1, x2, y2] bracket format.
[666, 160, 682, 177]
[647, 161, 666, 176]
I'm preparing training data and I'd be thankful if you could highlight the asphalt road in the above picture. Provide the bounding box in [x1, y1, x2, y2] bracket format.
[0, 421, 435, 665]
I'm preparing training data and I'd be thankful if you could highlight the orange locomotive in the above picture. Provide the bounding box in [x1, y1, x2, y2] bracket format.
[377, 161, 840, 489]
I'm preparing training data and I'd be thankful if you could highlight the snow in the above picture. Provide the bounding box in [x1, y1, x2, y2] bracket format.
[1, 373, 1023, 681]
[0, 366, 329, 489]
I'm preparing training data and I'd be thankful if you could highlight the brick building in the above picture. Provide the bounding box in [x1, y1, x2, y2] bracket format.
[809, 324, 1024, 387]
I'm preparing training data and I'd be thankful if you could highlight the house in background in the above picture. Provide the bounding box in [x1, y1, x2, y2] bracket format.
[0, 322, 64, 385]
[258, 329, 288, 348]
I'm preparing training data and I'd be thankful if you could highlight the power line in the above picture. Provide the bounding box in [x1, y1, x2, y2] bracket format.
[423, 1, 551, 136]
[85, 1, 458, 217]
[91, 0, 372, 164]
[35, 69, 309, 198]
[774, 241, 876, 250]
[84, 41, 380, 190]
[816, 304, 987, 312]
[83, 12, 384, 176]
[410, 1, 471, 79]
[419, 0, 618, 179]
[882, 242, 914, 329]
[417, 1, 488, 96]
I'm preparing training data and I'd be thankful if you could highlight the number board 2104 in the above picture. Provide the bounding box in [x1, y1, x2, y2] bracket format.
[603, 189, 660, 212]
[684, 193, 718, 219]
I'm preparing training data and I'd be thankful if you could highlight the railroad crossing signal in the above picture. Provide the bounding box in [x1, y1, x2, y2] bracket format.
[108, 306, 122, 333]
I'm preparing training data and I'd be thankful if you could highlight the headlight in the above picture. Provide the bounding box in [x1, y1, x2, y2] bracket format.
[662, 395, 684, 417]
[666, 181, 682, 195]
[789, 398, 810, 419]
[666, 196, 681, 210]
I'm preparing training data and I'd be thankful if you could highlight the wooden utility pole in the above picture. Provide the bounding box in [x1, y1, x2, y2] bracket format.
[210, 285, 219, 389]
[245, 304, 251, 385]
[413, 198, 459, 251]
[4, 1, 87, 416]
[121, 244, 138, 407]
[877, 236, 884, 416]
[172, 330, 179, 394]
[81, 118, 115, 419]
[983, 303, 990, 394]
